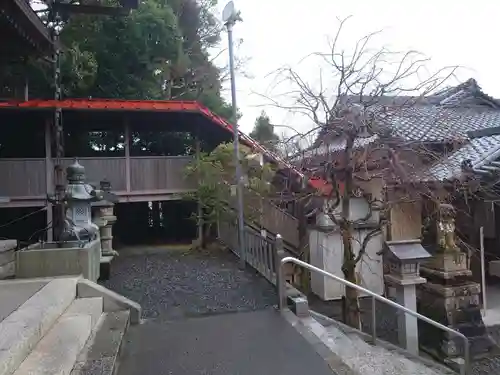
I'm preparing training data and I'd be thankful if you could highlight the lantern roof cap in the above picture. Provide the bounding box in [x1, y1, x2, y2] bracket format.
[66, 159, 86, 184]
[385, 239, 431, 261]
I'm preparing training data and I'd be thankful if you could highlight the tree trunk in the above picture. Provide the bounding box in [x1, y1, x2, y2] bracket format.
[341, 136, 361, 329]
[297, 200, 311, 292]
[201, 222, 214, 249]
[341, 226, 361, 329]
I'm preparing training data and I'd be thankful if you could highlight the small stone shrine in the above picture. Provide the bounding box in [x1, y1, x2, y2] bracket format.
[16, 160, 107, 281]
[417, 203, 496, 364]
[384, 239, 431, 355]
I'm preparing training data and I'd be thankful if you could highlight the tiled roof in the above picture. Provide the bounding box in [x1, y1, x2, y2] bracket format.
[422, 134, 500, 181]
[302, 79, 500, 183]
[380, 106, 500, 142]
[313, 78, 500, 146]
[430, 78, 500, 108]
[300, 134, 379, 159]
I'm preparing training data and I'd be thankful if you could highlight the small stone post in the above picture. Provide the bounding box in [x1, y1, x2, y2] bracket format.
[384, 239, 431, 355]
[91, 179, 118, 281]
[94, 179, 117, 257]
[274, 234, 287, 310]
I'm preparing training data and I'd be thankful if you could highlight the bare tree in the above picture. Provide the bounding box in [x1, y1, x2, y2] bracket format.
[259, 16, 460, 328]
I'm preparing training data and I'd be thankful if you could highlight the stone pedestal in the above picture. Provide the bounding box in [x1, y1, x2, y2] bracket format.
[92, 180, 118, 281]
[92, 214, 112, 281]
[92, 180, 117, 257]
[417, 252, 496, 361]
[94, 206, 116, 257]
[16, 239, 101, 282]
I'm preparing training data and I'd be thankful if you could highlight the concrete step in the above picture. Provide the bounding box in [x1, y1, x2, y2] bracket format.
[12, 297, 103, 375]
[0, 278, 78, 375]
[71, 310, 131, 375]
[0, 280, 49, 323]
[300, 313, 452, 375]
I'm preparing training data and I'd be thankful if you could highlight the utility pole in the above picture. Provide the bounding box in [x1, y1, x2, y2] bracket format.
[223, 1, 245, 268]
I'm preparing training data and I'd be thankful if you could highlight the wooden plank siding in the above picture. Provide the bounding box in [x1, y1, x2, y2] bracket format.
[0, 156, 195, 202]
[129, 156, 192, 191]
[0, 155, 300, 250]
[0, 159, 46, 197]
[60, 157, 127, 191]
[261, 200, 300, 248]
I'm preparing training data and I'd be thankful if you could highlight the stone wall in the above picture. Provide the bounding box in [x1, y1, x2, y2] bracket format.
[0, 240, 17, 279]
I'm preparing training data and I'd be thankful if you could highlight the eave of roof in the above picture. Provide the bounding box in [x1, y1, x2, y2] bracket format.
[423, 134, 500, 182]
[0, 98, 310, 184]
[0, 0, 53, 56]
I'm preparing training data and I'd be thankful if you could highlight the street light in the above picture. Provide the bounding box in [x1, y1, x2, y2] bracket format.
[222, 1, 246, 268]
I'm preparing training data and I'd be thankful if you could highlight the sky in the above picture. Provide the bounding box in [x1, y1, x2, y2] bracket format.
[213, 0, 500, 138]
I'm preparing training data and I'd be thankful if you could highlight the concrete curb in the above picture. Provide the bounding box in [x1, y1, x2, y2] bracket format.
[77, 279, 141, 325]
[281, 308, 361, 375]
[309, 310, 457, 375]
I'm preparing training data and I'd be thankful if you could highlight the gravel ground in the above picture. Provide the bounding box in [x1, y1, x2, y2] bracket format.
[100, 249, 277, 320]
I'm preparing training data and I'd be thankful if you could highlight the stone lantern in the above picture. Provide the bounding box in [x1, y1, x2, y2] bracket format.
[52, 160, 105, 243]
[92, 179, 118, 257]
[16, 160, 107, 282]
[384, 239, 431, 355]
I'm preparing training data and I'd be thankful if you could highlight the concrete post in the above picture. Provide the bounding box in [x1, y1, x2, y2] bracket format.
[274, 234, 286, 310]
[395, 283, 419, 354]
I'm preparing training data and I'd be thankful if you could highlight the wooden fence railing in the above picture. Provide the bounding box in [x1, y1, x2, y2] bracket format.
[218, 217, 283, 285]
[226, 188, 300, 249]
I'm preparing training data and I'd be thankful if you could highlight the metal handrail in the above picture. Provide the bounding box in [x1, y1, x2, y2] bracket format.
[277, 256, 470, 375]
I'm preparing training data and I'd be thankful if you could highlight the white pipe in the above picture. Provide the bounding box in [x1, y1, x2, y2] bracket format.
[480, 226, 487, 316]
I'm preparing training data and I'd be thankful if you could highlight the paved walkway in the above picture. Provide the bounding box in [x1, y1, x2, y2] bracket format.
[118, 309, 335, 375]
[101, 249, 336, 375]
